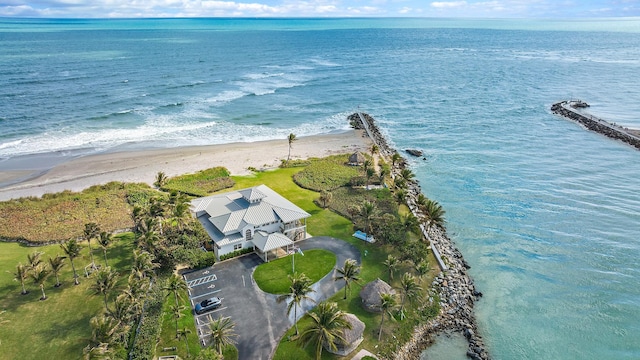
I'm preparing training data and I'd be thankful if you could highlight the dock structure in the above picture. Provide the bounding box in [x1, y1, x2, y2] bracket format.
[551, 100, 640, 150]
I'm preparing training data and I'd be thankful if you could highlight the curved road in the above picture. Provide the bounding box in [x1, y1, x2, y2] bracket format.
[197, 236, 361, 360]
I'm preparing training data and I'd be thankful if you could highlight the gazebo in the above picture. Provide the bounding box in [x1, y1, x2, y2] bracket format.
[348, 151, 366, 166]
[326, 313, 365, 356]
[359, 278, 395, 312]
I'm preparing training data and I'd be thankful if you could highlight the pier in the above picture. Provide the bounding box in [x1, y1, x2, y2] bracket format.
[551, 100, 640, 150]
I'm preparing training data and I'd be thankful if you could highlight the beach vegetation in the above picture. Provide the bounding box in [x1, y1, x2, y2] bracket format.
[0, 182, 153, 243]
[293, 154, 361, 191]
[161, 166, 234, 197]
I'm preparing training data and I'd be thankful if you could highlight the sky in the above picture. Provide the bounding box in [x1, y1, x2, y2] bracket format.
[0, 0, 639, 18]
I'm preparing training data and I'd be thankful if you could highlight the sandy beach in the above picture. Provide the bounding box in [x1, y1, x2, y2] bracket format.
[0, 130, 370, 201]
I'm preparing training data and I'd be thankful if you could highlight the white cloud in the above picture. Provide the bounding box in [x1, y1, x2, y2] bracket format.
[430, 1, 467, 8]
[1, 0, 638, 18]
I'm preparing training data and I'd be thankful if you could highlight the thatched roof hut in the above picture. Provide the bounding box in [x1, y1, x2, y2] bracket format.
[359, 278, 395, 312]
[348, 151, 366, 166]
[326, 313, 365, 356]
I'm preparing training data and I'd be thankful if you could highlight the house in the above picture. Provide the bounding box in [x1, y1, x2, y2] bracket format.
[190, 185, 311, 261]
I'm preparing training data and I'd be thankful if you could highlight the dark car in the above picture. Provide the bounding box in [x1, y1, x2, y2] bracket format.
[195, 297, 222, 314]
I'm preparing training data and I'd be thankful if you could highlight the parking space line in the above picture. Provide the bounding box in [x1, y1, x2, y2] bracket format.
[187, 274, 217, 287]
[191, 289, 222, 301]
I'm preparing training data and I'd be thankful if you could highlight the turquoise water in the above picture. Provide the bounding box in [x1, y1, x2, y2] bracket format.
[1, 18, 639, 359]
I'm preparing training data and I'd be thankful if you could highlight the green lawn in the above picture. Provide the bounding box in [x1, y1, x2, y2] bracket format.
[156, 288, 202, 360]
[253, 249, 337, 294]
[0, 233, 134, 360]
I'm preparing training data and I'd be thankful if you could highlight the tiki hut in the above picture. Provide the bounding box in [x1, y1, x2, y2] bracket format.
[326, 313, 365, 356]
[348, 151, 366, 166]
[359, 278, 395, 312]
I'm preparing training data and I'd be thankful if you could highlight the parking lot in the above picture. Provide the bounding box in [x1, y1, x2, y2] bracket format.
[181, 237, 361, 359]
[183, 268, 227, 347]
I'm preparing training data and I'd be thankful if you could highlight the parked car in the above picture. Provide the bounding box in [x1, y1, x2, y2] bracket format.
[195, 297, 222, 314]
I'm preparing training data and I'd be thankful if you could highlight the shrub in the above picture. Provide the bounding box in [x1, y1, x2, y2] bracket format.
[130, 284, 166, 360]
[162, 167, 234, 197]
[219, 247, 254, 261]
[280, 159, 311, 168]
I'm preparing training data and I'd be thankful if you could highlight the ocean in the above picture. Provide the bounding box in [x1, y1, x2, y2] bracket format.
[1, 17, 639, 359]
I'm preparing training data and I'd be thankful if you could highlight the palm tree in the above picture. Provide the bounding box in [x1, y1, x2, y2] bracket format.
[88, 315, 119, 348]
[363, 159, 371, 173]
[401, 213, 420, 234]
[131, 206, 145, 233]
[138, 228, 160, 254]
[48, 255, 66, 287]
[391, 152, 402, 166]
[171, 304, 186, 338]
[13, 262, 29, 295]
[91, 267, 119, 312]
[27, 251, 43, 271]
[276, 273, 316, 335]
[399, 273, 422, 317]
[383, 254, 399, 281]
[378, 292, 398, 341]
[415, 260, 430, 280]
[207, 316, 237, 355]
[298, 301, 352, 360]
[423, 199, 446, 229]
[83, 342, 113, 360]
[379, 167, 387, 184]
[370, 144, 379, 157]
[365, 167, 375, 190]
[400, 168, 415, 182]
[164, 274, 187, 306]
[359, 200, 377, 236]
[334, 259, 361, 299]
[84, 222, 101, 269]
[131, 250, 159, 279]
[177, 327, 192, 358]
[319, 190, 332, 208]
[287, 133, 297, 163]
[31, 264, 51, 300]
[154, 171, 168, 188]
[395, 188, 407, 204]
[97, 232, 112, 267]
[170, 201, 190, 231]
[61, 239, 82, 285]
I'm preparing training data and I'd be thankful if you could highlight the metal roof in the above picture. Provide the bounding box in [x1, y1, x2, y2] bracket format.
[251, 231, 293, 252]
[190, 184, 310, 248]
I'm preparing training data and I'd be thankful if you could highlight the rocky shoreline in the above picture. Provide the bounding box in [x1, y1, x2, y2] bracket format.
[349, 113, 490, 360]
[551, 100, 640, 150]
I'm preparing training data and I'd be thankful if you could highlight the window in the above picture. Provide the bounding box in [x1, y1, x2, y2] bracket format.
[234, 244, 243, 251]
[245, 229, 252, 241]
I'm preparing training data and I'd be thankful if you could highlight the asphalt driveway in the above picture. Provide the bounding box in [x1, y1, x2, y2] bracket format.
[185, 236, 361, 360]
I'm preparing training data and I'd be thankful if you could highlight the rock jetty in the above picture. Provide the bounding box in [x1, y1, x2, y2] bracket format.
[349, 112, 489, 360]
[551, 100, 640, 150]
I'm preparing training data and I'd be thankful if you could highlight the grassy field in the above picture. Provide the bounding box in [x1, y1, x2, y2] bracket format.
[253, 249, 337, 294]
[0, 182, 153, 243]
[0, 233, 134, 360]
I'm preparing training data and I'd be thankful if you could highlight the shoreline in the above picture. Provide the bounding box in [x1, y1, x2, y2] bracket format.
[0, 130, 369, 201]
[351, 113, 489, 360]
